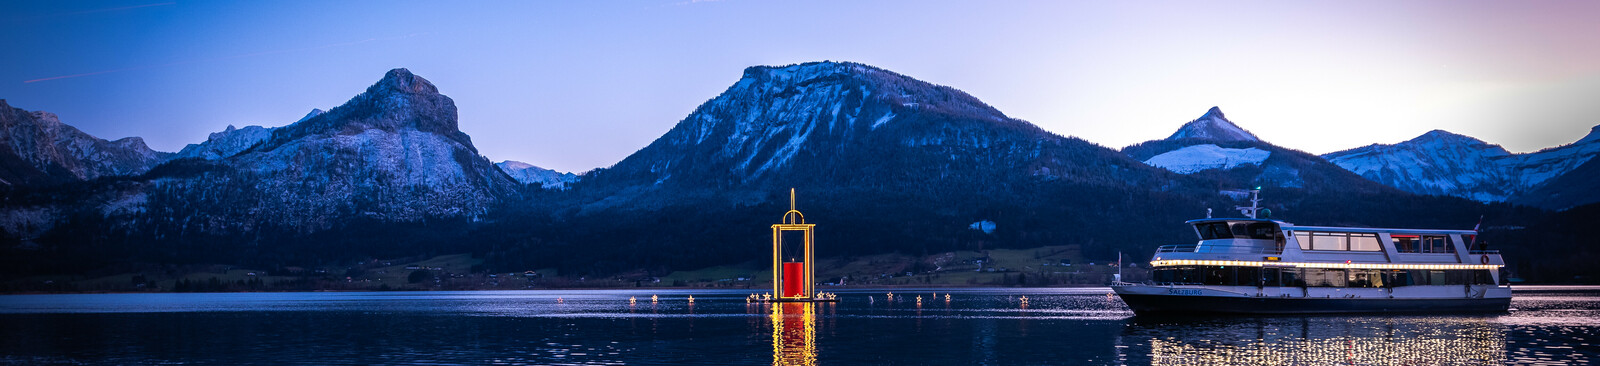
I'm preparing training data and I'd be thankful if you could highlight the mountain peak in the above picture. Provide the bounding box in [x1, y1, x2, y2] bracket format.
[261, 68, 468, 151]
[1167, 106, 1260, 142]
[741, 61, 873, 82]
[375, 68, 438, 95]
[296, 109, 325, 123]
[1408, 129, 1483, 145]
[496, 160, 578, 189]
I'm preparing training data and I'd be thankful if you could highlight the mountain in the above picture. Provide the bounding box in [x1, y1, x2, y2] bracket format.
[172, 109, 321, 161]
[533, 61, 1190, 273]
[496, 160, 577, 189]
[174, 125, 274, 160]
[1320, 130, 1514, 201]
[1322, 125, 1600, 209]
[0, 99, 171, 186]
[1514, 155, 1600, 210]
[184, 68, 520, 230]
[5, 69, 519, 236]
[1124, 107, 1396, 194]
[584, 61, 1157, 199]
[10, 62, 1579, 285]
[1167, 106, 1260, 142]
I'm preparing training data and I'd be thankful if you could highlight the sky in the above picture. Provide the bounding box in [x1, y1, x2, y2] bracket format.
[3, 1, 1598, 173]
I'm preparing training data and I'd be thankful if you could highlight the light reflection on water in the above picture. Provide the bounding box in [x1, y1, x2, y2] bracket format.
[0, 287, 1595, 365]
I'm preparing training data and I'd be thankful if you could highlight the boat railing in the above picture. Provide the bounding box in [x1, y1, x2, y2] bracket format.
[1468, 250, 1500, 255]
[1155, 244, 1282, 254]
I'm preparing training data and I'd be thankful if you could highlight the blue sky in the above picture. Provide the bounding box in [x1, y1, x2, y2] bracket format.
[3, 0, 1598, 172]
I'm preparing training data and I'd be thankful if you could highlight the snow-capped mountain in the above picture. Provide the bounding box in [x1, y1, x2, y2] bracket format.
[586, 61, 1155, 199]
[1125, 107, 1395, 194]
[172, 109, 322, 161]
[496, 160, 577, 189]
[0, 99, 171, 186]
[1167, 106, 1260, 142]
[192, 68, 519, 229]
[4, 69, 521, 234]
[1323, 125, 1600, 209]
[174, 125, 274, 160]
[1321, 130, 1514, 201]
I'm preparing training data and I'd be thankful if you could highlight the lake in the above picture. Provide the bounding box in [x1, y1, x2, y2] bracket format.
[1, 287, 1596, 365]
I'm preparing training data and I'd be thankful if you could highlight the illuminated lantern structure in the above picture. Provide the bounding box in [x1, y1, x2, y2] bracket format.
[772, 189, 817, 301]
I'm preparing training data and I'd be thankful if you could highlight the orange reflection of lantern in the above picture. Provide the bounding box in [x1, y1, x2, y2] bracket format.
[770, 302, 816, 366]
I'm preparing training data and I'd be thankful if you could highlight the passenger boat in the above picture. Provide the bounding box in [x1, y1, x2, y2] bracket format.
[1112, 190, 1511, 315]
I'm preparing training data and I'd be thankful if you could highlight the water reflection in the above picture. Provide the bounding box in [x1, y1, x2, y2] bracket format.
[1122, 316, 1507, 365]
[0, 288, 1594, 365]
[768, 302, 817, 366]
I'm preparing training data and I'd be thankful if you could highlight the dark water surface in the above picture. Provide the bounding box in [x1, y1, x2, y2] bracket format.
[1, 287, 1595, 365]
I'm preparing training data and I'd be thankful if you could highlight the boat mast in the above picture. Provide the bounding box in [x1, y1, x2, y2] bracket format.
[1235, 187, 1262, 219]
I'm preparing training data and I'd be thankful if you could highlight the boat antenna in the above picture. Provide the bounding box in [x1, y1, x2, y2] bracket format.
[1236, 187, 1262, 219]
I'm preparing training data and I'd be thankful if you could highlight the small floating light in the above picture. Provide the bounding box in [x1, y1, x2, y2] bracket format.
[629, 296, 637, 305]
[651, 294, 658, 303]
[688, 296, 695, 303]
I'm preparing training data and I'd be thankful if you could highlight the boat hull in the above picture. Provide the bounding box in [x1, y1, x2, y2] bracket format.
[1114, 287, 1510, 316]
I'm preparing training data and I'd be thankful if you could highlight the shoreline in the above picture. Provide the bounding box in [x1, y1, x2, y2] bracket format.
[7, 284, 1600, 296]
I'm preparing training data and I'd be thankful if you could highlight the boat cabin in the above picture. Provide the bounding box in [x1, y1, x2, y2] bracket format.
[1150, 218, 1504, 288]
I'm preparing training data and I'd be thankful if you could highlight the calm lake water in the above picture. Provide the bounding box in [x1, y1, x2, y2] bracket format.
[1, 287, 1596, 365]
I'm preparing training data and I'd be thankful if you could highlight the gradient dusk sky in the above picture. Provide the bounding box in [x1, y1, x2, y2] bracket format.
[3, 1, 1598, 173]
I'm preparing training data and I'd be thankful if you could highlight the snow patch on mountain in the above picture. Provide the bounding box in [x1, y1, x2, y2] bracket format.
[1168, 107, 1260, 142]
[496, 160, 578, 189]
[1144, 144, 1270, 174]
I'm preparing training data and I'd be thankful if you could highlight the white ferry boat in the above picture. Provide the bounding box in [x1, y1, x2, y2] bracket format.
[1112, 190, 1511, 315]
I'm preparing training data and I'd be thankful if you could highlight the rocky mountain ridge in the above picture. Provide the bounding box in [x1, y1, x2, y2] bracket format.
[1323, 126, 1600, 209]
[0, 99, 170, 186]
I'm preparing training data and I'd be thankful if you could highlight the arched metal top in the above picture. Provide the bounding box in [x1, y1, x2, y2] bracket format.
[782, 210, 805, 225]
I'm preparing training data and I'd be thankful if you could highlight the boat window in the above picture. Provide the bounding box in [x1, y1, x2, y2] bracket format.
[1392, 235, 1419, 253]
[1311, 232, 1346, 251]
[1303, 269, 1327, 286]
[1237, 267, 1261, 287]
[1281, 268, 1305, 286]
[1424, 236, 1454, 253]
[1195, 223, 1233, 240]
[1396, 234, 1456, 253]
[1153, 266, 1492, 286]
[1294, 231, 1382, 251]
[1261, 268, 1282, 287]
[1475, 270, 1494, 285]
[1348, 270, 1380, 288]
[1349, 234, 1382, 251]
[1381, 270, 1411, 287]
[1204, 267, 1236, 286]
[1244, 223, 1280, 239]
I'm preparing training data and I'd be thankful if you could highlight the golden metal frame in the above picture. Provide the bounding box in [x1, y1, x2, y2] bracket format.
[772, 189, 816, 300]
